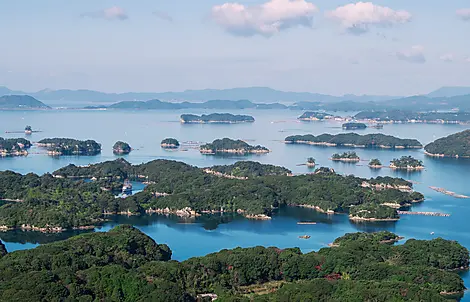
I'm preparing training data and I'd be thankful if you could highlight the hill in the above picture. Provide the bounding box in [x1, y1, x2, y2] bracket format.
[0, 95, 50, 109]
[425, 130, 470, 158]
[427, 86, 470, 98]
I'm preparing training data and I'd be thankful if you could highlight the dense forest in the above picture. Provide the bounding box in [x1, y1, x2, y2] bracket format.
[207, 161, 291, 178]
[298, 111, 335, 120]
[285, 133, 423, 149]
[0, 226, 467, 301]
[390, 156, 424, 169]
[180, 113, 255, 123]
[369, 158, 382, 167]
[425, 130, 470, 158]
[161, 138, 180, 148]
[342, 122, 367, 130]
[200, 138, 269, 154]
[331, 151, 360, 161]
[37, 138, 101, 156]
[113, 141, 131, 154]
[355, 110, 470, 123]
[0, 138, 31, 156]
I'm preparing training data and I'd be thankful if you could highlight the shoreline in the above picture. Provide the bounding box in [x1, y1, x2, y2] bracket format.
[285, 140, 422, 150]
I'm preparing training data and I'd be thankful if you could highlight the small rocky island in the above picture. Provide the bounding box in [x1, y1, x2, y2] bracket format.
[285, 133, 422, 149]
[306, 157, 316, 167]
[390, 156, 424, 170]
[37, 138, 101, 156]
[113, 141, 132, 155]
[24, 125, 32, 135]
[200, 138, 269, 155]
[298, 111, 335, 121]
[180, 113, 255, 124]
[331, 151, 360, 162]
[368, 158, 382, 169]
[161, 138, 180, 149]
[425, 130, 470, 158]
[0, 138, 31, 157]
[342, 122, 367, 130]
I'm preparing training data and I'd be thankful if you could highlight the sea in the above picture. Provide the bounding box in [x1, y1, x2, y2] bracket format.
[1, 107, 470, 299]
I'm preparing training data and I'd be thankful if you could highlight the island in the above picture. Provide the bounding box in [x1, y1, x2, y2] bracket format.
[0, 227, 467, 301]
[331, 151, 360, 162]
[355, 110, 470, 124]
[0, 159, 426, 231]
[298, 111, 335, 121]
[160, 138, 180, 149]
[36, 138, 101, 156]
[424, 130, 470, 158]
[0, 138, 31, 157]
[306, 157, 316, 167]
[368, 158, 383, 169]
[285, 133, 423, 149]
[24, 125, 32, 135]
[349, 204, 399, 221]
[390, 156, 424, 170]
[200, 138, 269, 155]
[113, 141, 132, 155]
[0, 95, 50, 109]
[180, 113, 255, 124]
[342, 122, 367, 130]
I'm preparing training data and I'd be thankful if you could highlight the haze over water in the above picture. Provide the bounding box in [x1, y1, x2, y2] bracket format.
[1, 108, 470, 299]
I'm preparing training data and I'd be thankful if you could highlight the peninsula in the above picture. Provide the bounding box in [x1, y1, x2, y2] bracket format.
[0, 227, 466, 301]
[113, 141, 132, 155]
[36, 138, 101, 156]
[200, 138, 269, 155]
[285, 133, 422, 149]
[0, 138, 31, 157]
[331, 151, 360, 162]
[160, 138, 180, 149]
[424, 130, 470, 158]
[180, 113, 255, 124]
[390, 156, 424, 170]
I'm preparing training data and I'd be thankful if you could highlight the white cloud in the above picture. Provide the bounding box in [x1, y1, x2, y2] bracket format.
[457, 8, 470, 21]
[81, 6, 128, 20]
[396, 45, 426, 64]
[211, 0, 318, 37]
[440, 53, 454, 63]
[327, 2, 412, 35]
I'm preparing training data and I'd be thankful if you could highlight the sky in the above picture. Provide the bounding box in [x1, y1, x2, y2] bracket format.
[0, 0, 470, 96]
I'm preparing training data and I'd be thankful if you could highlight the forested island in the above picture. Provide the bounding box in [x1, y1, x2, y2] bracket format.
[307, 157, 316, 167]
[161, 138, 180, 149]
[180, 113, 255, 124]
[0, 95, 50, 109]
[298, 111, 335, 121]
[0, 159, 427, 231]
[112, 141, 131, 154]
[342, 122, 367, 130]
[36, 138, 101, 156]
[425, 130, 470, 158]
[0, 226, 467, 301]
[0, 138, 31, 157]
[369, 158, 382, 168]
[331, 151, 360, 162]
[390, 156, 424, 170]
[355, 110, 470, 124]
[285, 133, 423, 149]
[200, 138, 269, 155]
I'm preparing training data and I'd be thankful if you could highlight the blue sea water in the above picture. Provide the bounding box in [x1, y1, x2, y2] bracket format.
[1, 108, 470, 299]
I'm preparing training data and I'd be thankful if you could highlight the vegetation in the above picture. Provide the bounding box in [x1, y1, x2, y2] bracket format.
[161, 138, 180, 148]
[298, 111, 334, 120]
[355, 110, 470, 123]
[180, 113, 254, 123]
[37, 138, 101, 156]
[390, 156, 424, 169]
[24, 125, 32, 133]
[285, 133, 423, 149]
[0, 95, 50, 109]
[342, 122, 367, 130]
[113, 141, 131, 154]
[425, 130, 470, 158]
[208, 161, 291, 177]
[349, 204, 399, 220]
[369, 158, 382, 167]
[0, 227, 467, 301]
[331, 151, 359, 161]
[200, 138, 269, 154]
[307, 157, 316, 167]
[0, 138, 31, 156]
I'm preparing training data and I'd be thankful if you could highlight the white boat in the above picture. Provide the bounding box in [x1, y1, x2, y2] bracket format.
[122, 180, 133, 195]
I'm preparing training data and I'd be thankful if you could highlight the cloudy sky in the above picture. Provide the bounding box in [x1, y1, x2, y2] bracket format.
[1, 0, 469, 95]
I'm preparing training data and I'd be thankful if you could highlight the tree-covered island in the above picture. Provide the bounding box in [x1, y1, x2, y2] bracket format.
[307, 157, 316, 167]
[161, 138, 180, 149]
[285, 133, 423, 149]
[112, 141, 132, 154]
[0, 159, 428, 231]
[200, 138, 269, 155]
[36, 138, 101, 156]
[24, 125, 32, 135]
[298, 111, 335, 121]
[369, 158, 383, 168]
[390, 156, 424, 170]
[331, 151, 360, 162]
[425, 130, 470, 158]
[0, 138, 31, 157]
[355, 110, 470, 124]
[180, 113, 255, 124]
[342, 122, 367, 130]
[0, 226, 467, 301]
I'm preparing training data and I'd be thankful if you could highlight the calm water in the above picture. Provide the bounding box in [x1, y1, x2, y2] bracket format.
[1, 109, 470, 298]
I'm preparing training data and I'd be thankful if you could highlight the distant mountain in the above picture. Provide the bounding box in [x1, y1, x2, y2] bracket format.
[0, 95, 50, 109]
[0, 86, 398, 103]
[427, 87, 470, 98]
[108, 99, 284, 110]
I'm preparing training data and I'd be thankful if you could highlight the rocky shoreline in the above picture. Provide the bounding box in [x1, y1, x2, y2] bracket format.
[349, 216, 400, 222]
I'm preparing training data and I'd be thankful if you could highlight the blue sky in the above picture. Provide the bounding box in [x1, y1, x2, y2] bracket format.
[0, 0, 469, 95]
